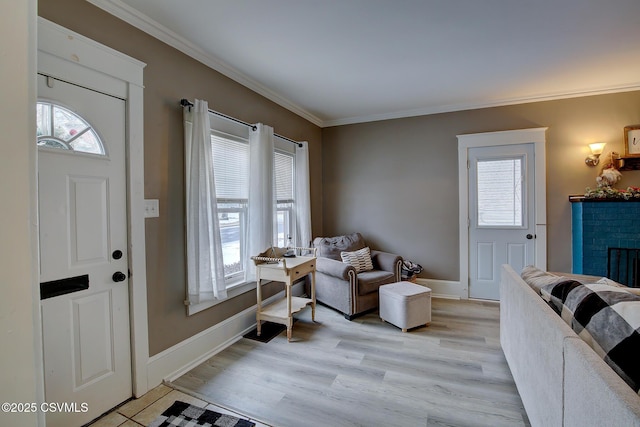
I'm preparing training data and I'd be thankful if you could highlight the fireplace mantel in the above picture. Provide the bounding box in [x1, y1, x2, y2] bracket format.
[571, 197, 640, 277]
[569, 195, 640, 203]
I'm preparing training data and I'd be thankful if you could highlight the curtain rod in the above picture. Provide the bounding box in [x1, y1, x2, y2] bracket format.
[180, 99, 303, 147]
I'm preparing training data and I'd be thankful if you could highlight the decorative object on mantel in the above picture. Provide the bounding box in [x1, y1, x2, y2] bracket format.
[599, 150, 623, 171]
[618, 157, 640, 170]
[624, 125, 640, 158]
[595, 165, 622, 188]
[584, 186, 640, 200]
[583, 148, 629, 199]
[616, 125, 640, 170]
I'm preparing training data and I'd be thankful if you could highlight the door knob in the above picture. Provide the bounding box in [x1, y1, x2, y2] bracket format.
[526, 234, 535, 240]
[112, 271, 127, 282]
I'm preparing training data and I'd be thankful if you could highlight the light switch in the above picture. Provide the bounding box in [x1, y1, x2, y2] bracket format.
[144, 199, 159, 218]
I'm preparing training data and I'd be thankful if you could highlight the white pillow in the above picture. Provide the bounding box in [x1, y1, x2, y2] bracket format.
[597, 277, 625, 287]
[597, 277, 640, 296]
[340, 247, 374, 273]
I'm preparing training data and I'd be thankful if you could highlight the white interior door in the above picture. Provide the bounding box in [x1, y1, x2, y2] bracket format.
[468, 143, 536, 300]
[38, 74, 132, 427]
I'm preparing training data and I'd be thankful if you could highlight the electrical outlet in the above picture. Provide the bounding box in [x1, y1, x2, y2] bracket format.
[144, 199, 159, 218]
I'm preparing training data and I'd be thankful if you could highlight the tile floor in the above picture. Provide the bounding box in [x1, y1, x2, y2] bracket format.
[87, 384, 270, 427]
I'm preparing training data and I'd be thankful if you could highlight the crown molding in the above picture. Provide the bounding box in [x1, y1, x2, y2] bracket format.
[323, 83, 640, 127]
[87, 0, 324, 127]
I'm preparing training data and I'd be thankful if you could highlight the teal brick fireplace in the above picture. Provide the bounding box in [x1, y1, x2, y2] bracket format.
[571, 196, 640, 277]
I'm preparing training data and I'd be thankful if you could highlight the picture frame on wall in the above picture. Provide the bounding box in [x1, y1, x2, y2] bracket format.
[624, 125, 640, 157]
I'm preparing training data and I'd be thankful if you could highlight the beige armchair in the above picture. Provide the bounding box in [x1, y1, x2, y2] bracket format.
[312, 232, 402, 320]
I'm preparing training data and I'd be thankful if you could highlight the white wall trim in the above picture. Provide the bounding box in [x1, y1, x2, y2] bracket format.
[37, 18, 150, 397]
[147, 284, 303, 387]
[147, 305, 254, 386]
[38, 17, 144, 86]
[457, 128, 548, 299]
[187, 281, 256, 316]
[415, 278, 464, 299]
[1, 2, 44, 425]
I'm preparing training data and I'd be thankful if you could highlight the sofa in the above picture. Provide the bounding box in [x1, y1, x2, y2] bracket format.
[500, 264, 640, 427]
[312, 233, 402, 320]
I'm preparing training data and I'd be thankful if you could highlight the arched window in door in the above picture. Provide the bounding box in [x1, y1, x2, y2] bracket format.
[36, 102, 106, 155]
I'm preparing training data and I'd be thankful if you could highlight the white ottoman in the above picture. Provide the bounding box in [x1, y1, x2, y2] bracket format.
[379, 281, 431, 332]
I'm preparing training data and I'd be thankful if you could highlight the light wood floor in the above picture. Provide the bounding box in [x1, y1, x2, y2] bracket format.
[170, 298, 531, 427]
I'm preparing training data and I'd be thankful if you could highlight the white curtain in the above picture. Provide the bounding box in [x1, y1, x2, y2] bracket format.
[295, 141, 312, 248]
[246, 123, 275, 282]
[184, 99, 227, 303]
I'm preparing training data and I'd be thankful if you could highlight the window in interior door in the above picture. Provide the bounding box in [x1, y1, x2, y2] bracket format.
[476, 157, 523, 227]
[36, 102, 105, 155]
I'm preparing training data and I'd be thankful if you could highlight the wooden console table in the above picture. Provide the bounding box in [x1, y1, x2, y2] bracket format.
[252, 249, 317, 341]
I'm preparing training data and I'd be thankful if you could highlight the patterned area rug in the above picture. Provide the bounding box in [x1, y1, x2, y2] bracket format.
[148, 401, 255, 427]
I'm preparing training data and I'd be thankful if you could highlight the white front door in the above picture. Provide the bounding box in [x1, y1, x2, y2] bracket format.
[38, 74, 132, 426]
[468, 143, 536, 300]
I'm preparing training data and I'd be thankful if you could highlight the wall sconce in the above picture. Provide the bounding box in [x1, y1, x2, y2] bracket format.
[585, 142, 606, 166]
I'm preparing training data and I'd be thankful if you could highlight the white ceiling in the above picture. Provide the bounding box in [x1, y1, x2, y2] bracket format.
[90, 0, 640, 127]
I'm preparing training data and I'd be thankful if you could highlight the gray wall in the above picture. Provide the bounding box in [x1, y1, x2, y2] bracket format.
[322, 93, 640, 280]
[39, 0, 323, 356]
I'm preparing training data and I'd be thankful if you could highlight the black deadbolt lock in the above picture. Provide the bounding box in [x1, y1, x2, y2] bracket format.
[112, 250, 123, 260]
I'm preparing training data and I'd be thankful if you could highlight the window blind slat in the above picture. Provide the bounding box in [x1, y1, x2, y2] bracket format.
[275, 151, 293, 201]
[477, 158, 523, 226]
[210, 136, 294, 202]
[211, 135, 249, 199]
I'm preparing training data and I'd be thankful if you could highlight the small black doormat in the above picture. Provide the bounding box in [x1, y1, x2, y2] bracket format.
[243, 321, 287, 343]
[148, 400, 254, 427]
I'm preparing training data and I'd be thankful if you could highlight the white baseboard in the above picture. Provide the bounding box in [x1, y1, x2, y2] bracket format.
[415, 278, 466, 299]
[146, 283, 304, 387]
[146, 304, 255, 387]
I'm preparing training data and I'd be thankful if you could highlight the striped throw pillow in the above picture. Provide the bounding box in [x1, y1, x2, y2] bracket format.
[340, 247, 374, 273]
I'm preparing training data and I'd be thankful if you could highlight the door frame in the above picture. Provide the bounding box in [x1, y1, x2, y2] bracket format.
[37, 18, 150, 397]
[457, 128, 548, 299]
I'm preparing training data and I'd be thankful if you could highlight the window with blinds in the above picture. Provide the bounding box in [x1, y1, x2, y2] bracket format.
[210, 133, 296, 284]
[211, 133, 249, 282]
[476, 157, 523, 227]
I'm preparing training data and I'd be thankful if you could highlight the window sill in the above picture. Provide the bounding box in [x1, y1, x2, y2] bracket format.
[186, 279, 256, 316]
